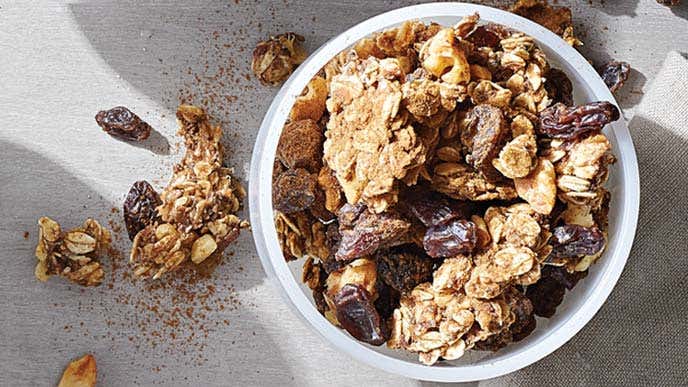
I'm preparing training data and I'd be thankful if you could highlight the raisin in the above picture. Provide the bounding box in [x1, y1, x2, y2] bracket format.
[525, 275, 565, 318]
[537, 101, 620, 140]
[335, 204, 412, 261]
[401, 188, 472, 227]
[376, 249, 434, 293]
[544, 265, 588, 291]
[463, 105, 509, 182]
[276, 119, 323, 173]
[95, 106, 152, 141]
[272, 168, 317, 214]
[123, 180, 161, 241]
[423, 219, 477, 258]
[334, 284, 389, 346]
[544, 68, 573, 106]
[598, 61, 631, 93]
[549, 224, 605, 259]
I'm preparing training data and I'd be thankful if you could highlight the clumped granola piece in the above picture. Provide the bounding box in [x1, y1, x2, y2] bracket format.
[474, 287, 535, 351]
[58, 354, 97, 387]
[35, 217, 110, 287]
[290, 76, 329, 122]
[95, 106, 152, 141]
[252, 32, 307, 85]
[377, 249, 434, 293]
[432, 162, 518, 201]
[276, 119, 323, 172]
[598, 61, 631, 94]
[275, 211, 329, 262]
[419, 27, 471, 84]
[493, 134, 538, 179]
[123, 180, 161, 241]
[324, 56, 429, 212]
[273, 168, 317, 214]
[130, 105, 247, 279]
[555, 134, 615, 205]
[335, 204, 412, 261]
[510, 0, 581, 46]
[514, 158, 557, 215]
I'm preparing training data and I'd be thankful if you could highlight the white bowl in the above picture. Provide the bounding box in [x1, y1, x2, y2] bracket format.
[249, 2, 639, 382]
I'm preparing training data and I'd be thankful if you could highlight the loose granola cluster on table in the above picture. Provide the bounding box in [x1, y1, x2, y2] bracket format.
[272, 14, 618, 366]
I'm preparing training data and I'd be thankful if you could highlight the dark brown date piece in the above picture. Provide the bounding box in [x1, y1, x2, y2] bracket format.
[123, 180, 161, 241]
[333, 284, 389, 346]
[550, 224, 605, 259]
[544, 68, 573, 106]
[95, 106, 152, 141]
[401, 188, 472, 227]
[463, 105, 509, 182]
[538, 101, 620, 140]
[598, 61, 631, 93]
[335, 204, 412, 261]
[526, 265, 587, 318]
[423, 219, 477, 258]
[377, 249, 434, 293]
[272, 168, 317, 214]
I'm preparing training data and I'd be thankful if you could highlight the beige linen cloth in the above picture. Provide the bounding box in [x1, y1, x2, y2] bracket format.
[482, 51, 688, 387]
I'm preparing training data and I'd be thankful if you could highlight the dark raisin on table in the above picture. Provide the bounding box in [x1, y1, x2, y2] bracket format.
[538, 101, 620, 140]
[333, 284, 389, 346]
[123, 180, 161, 241]
[95, 106, 152, 141]
[598, 61, 631, 93]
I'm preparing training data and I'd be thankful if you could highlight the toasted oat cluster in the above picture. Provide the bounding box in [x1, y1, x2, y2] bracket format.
[252, 32, 307, 86]
[129, 105, 248, 279]
[34, 217, 111, 287]
[272, 15, 617, 365]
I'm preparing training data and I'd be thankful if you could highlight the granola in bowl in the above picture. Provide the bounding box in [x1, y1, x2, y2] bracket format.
[270, 14, 619, 366]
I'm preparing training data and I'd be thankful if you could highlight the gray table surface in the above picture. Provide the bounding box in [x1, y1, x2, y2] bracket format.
[1, 1, 686, 386]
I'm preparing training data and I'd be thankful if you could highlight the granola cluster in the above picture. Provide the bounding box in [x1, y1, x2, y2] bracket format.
[273, 15, 617, 365]
[34, 217, 111, 287]
[130, 105, 248, 279]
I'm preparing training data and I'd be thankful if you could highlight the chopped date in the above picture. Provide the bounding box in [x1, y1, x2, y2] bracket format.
[538, 101, 620, 140]
[376, 249, 434, 293]
[335, 204, 412, 261]
[123, 180, 161, 241]
[401, 188, 472, 227]
[373, 279, 400, 320]
[544, 68, 573, 106]
[334, 284, 389, 346]
[423, 219, 477, 258]
[550, 224, 605, 259]
[463, 105, 509, 183]
[599, 61, 631, 93]
[95, 106, 152, 141]
[272, 168, 317, 214]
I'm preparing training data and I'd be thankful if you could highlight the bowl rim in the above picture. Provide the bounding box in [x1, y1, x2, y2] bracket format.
[249, 2, 640, 382]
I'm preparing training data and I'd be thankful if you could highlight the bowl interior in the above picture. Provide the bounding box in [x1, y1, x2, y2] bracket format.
[250, 3, 639, 382]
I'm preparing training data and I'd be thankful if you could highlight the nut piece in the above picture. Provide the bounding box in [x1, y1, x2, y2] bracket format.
[290, 76, 329, 122]
[252, 32, 307, 85]
[58, 354, 97, 387]
[35, 217, 111, 287]
[130, 105, 247, 279]
[420, 28, 470, 84]
[514, 158, 557, 215]
[191, 234, 218, 264]
[95, 106, 152, 141]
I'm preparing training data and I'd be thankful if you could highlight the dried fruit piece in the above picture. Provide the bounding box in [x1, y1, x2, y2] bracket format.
[514, 158, 557, 215]
[423, 219, 477, 258]
[401, 188, 472, 227]
[35, 217, 110, 287]
[657, 0, 680, 6]
[466, 25, 504, 48]
[273, 168, 317, 214]
[377, 249, 434, 293]
[544, 68, 573, 106]
[252, 32, 307, 85]
[463, 104, 509, 182]
[123, 180, 161, 241]
[95, 106, 152, 141]
[334, 284, 389, 345]
[549, 224, 605, 259]
[335, 204, 412, 261]
[538, 101, 620, 140]
[526, 265, 587, 317]
[598, 61, 631, 93]
[277, 119, 323, 172]
[58, 354, 97, 387]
